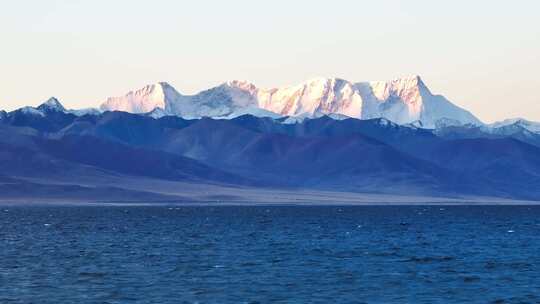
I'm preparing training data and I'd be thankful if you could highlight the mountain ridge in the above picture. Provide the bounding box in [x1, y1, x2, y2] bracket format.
[2, 108, 540, 200]
[4, 88, 539, 136]
[99, 76, 482, 127]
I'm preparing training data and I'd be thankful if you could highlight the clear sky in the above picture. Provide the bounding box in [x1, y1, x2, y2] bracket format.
[1, 0, 539, 122]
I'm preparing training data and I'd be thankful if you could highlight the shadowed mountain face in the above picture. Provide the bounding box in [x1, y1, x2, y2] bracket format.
[1, 108, 540, 200]
[424, 138, 540, 198]
[0, 124, 251, 186]
[3, 107, 77, 133]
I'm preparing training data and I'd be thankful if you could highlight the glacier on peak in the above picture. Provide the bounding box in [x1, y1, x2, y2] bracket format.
[99, 76, 482, 127]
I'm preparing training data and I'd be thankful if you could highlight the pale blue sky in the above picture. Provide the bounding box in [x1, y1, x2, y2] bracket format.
[1, 0, 539, 122]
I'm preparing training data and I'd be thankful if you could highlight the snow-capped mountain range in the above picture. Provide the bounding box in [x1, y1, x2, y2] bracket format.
[100, 75, 481, 128]
[3, 75, 539, 133]
[3, 81, 540, 201]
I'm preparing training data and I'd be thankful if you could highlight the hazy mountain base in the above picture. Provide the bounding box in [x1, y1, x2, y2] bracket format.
[1, 174, 538, 205]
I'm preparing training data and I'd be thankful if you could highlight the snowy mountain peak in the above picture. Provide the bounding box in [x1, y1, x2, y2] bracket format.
[358, 75, 481, 127]
[38, 97, 66, 112]
[367, 75, 427, 103]
[100, 82, 182, 114]
[489, 118, 540, 133]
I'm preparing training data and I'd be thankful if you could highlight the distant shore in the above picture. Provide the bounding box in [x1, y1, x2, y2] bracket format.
[1, 194, 538, 206]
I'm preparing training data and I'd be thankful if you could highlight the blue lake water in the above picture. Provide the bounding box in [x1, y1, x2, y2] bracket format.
[1, 205, 539, 303]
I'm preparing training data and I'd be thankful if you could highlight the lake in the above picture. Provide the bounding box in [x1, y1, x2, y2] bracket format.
[1, 205, 539, 303]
